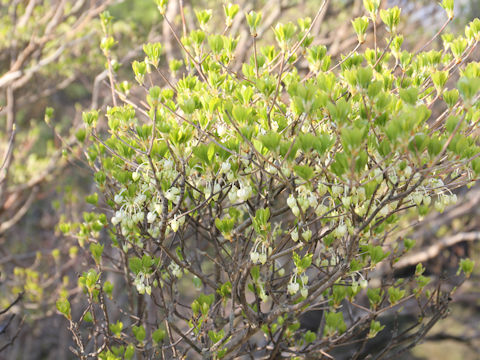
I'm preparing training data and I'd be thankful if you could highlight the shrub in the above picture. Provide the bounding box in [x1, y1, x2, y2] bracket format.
[0, 1, 114, 355]
[60, 0, 480, 358]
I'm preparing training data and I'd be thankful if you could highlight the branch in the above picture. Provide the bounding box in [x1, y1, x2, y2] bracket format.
[0, 187, 39, 235]
[0, 293, 23, 316]
[394, 231, 480, 269]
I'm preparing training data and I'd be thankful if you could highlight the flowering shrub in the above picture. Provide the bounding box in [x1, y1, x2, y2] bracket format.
[58, 0, 480, 358]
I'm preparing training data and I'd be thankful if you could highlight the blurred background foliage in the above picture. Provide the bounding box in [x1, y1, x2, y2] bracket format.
[0, 0, 479, 359]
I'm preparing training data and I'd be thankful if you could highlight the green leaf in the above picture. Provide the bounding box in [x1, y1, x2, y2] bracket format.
[367, 288, 382, 308]
[378, 139, 391, 157]
[440, 0, 455, 19]
[352, 16, 369, 43]
[129, 257, 142, 275]
[332, 284, 347, 306]
[427, 137, 443, 156]
[260, 132, 281, 152]
[132, 61, 147, 84]
[416, 275, 430, 288]
[304, 330, 316, 343]
[443, 89, 459, 108]
[355, 150, 368, 173]
[85, 193, 99, 206]
[208, 34, 224, 54]
[83, 110, 99, 127]
[217, 281, 232, 298]
[250, 266, 260, 281]
[83, 311, 93, 323]
[380, 6, 401, 33]
[124, 344, 135, 360]
[252, 209, 271, 235]
[224, 3, 240, 26]
[472, 158, 480, 175]
[195, 9, 212, 28]
[208, 329, 225, 344]
[293, 164, 314, 181]
[324, 311, 347, 336]
[458, 77, 480, 103]
[153, 328, 166, 343]
[363, 0, 381, 17]
[404, 238, 416, 251]
[368, 320, 385, 338]
[89, 243, 104, 264]
[56, 298, 71, 320]
[298, 133, 317, 152]
[143, 43, 163, 67]
[215, 217, 235, 235]
[408, 133, 428, 153]
[104, 281, 114, 298]
[132, 325, 146, 342]
[246, 11, 262, 35]
[109, 320, 123, 337]
[458, 258, 475, 278]
[388, 286, 406, 305]
[357, 67, 373, 89]
[431, 71, 449, 93]
[193, 144, 212, 165]
[331, 152, 349, 176]
[142, 255, 153, 269]
[399, 87, 418, 105]
[75, 128, 87, 143]
[369, 245, 389, 264]
[451, 37, 468, 60]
